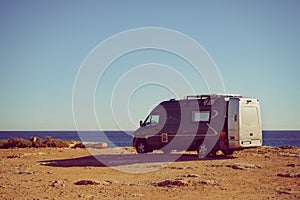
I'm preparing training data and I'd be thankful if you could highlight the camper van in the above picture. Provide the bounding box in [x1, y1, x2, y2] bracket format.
[132, 94, 262, 157]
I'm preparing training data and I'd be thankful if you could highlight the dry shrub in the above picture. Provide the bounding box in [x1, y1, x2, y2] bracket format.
[0, 136, 72, 149]
[30, 137, 46, 148]
[0, 139, 9, 149]
[44, 137, 70, 148]
[5, 138, 32, 148]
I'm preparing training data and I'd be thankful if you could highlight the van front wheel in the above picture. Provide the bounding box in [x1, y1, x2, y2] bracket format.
[136, 140, 148, 153]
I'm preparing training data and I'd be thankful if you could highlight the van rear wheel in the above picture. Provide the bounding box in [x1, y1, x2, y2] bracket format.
[197, 143, 209, 158]
[136, 140, 148, 153]
[161, 148, 172, 154]
[221, 149, 234, 155]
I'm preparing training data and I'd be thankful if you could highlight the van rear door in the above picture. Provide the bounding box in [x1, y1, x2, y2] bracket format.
[239, 98, 262, 147]
[228, 98, 262, 149]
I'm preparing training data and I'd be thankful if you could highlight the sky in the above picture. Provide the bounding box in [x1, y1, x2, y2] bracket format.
[0, 0, 299, 130]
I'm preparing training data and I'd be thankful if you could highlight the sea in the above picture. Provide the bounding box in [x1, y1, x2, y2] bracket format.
[0, 130, 299, 148]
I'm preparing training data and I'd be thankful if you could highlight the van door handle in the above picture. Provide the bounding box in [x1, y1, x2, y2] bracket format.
[234, 114, 238, 122]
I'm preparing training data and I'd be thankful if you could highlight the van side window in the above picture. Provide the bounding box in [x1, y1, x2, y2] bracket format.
[145, 114, 160, 126]
[192, 110, 210, 122]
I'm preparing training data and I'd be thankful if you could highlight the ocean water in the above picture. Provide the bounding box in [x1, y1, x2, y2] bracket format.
[0, 130, 299, 148]
[262, 130, 300, 147]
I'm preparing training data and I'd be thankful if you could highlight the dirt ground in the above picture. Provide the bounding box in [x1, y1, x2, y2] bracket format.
[0, 146, 299, 200]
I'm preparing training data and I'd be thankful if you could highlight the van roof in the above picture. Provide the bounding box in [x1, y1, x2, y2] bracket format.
[184, 94, 242, 100]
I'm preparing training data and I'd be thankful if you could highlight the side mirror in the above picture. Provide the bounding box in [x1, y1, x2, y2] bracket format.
[139, 120, 143, 127]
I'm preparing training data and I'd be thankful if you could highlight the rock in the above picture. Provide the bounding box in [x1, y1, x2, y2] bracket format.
[277, 173, 300, 178]
[276, 188, 293, 195]
[226, 163, 262, 170]
[198, 180, 216, 185]
[278, 146, 297, 149]
[72, 142, 108, 149]
[127, 183, 138, 186]
[20, 152, 46, 157]
[169, 166, 184, 170]
[130, 194, 145, 197]
[279, 153, 300, 158]
[186, 174, 199, 178]
[18, 171, 33, 175]
[49, 180, 65, 187]
[220, 187, 228, 190]
[287, 163, 296, 167]
[74, 180, 100, 185]
[208, 164, 223, 168]
[82, 142, 108, 149]
[73, 142, 85, 148]
[154, 179, 189, 187]
[186, 166, 198, 170]
[7, 154, 22, 159]
[101, 180, 112, 185]
[30, 136, 38, 143]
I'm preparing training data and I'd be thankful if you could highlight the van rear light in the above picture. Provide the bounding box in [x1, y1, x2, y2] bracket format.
[220, 131, 226, 139]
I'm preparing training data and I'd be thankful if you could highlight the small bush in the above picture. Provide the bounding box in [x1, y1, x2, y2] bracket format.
[45, 138, 70, 148]
[0, 139, 9, 149]
[7, 138, 32, 148]
[0, 136, 72, 149]
[45, 136, 53, 143]
[30, 137, 46, 148]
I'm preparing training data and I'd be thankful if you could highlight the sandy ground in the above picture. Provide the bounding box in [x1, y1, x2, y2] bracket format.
[0, 146, 299, 200]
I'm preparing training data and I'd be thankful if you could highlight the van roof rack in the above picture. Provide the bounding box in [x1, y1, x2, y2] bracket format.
[185, 94, 242, 99]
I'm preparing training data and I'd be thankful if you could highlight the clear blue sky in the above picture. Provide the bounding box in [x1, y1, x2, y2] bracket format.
[0, 0, 299, 130]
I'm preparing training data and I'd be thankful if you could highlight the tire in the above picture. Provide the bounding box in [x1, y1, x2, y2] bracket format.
[221, 149, 234, 156]
[208, 150, 217, 157]
[197, 143, 209, 158]
[136, 140, 148, 154]
[161, 148, 172, 154]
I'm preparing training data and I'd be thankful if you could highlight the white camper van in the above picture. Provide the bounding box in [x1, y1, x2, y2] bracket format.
[132, 94, 262, 157]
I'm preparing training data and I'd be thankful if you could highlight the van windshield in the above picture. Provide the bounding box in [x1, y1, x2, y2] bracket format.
[144, 114, 160, 126]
